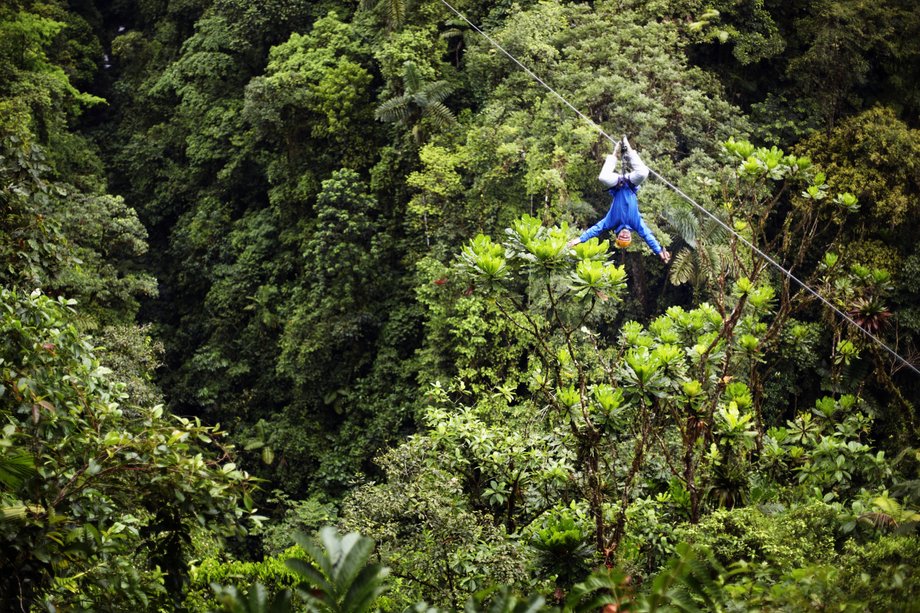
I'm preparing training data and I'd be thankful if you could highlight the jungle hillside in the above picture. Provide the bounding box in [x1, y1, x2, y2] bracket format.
[2, 0, 920, 610]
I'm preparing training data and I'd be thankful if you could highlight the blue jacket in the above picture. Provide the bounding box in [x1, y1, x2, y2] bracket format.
[578, 177, 663, 255]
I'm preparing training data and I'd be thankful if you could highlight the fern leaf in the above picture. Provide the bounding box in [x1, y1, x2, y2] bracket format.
[384, 0, 406, 29]
[701, 216, 729, 243]
[665, 205, 700, 246]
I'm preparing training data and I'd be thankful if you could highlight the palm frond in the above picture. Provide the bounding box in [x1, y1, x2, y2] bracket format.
[423, 80, 455, 104]
[669, 248, 697, 286]
[0, 450, 36, 490]
[664, 205, 700, 246]
[423, 100, 456, 128]
[286, 559, 335, 600]
[1, 503, 44, 521]
[333, 532, 373, 588]
[402, 60, 421, 94]
[375, 95, 412, 122]
[342, 564, 390, 612]
[383, 0, 407, 29]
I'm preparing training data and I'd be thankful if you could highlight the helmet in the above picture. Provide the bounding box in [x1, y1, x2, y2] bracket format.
[615, 229, 632, 249]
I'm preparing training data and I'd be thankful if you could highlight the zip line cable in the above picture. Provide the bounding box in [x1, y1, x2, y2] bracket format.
[648, 172, 919, 377]
[436, 0, 920, 376]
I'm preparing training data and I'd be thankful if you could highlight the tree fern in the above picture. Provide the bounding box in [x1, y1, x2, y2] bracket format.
[665, 204, 736, 294]
[403, 60, 423, 95]
[664, 205, 701, 249]
[423, 80, 454, 105]
[382, 0, 407, 30]
[376, 61, 455, 143]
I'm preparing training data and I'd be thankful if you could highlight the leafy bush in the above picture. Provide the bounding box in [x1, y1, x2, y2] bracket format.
[527, 501, 595, 587]
[286, 527, 390, 613]
[831, 535, 920, 609]
[341, 438, 538, 610]
[255, 492, 339, 556]
[673, 502, 837, 569]
[185, 547, 305, 612]
[0, 289, 256, 611]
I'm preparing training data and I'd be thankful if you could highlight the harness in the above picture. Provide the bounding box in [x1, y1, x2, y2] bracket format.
[607, 175, 638, 197]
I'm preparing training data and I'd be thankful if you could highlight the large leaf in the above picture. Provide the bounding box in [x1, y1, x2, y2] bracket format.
[289, 528, 388, 613]
[0, 450, 36, 490]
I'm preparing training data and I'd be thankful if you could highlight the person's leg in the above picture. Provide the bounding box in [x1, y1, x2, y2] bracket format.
[623, 147, 650, 187]
[598, 141, 623, 187]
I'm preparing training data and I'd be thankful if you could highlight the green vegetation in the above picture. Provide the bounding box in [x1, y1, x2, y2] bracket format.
[1, 0, 918, 609]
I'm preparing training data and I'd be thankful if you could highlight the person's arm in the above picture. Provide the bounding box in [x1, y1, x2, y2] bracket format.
[576, 215, 612, 244]
[634, 216, 671, 262]
[634, 213, 663, 255]
[569, 204, 617, 247]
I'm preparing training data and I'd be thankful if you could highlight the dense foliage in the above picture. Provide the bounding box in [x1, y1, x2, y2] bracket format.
[1, 0, 918, 609]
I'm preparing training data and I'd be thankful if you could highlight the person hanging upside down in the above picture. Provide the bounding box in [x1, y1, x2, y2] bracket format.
[567, 137, 671, 263]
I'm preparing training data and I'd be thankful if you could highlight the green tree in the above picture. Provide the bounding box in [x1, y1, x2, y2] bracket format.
[243, 12, 375, 171]
[0, 289, 256, 611]
[342, 437, 538, 609]
[268, 168, 405, 493]
[672, 137, 864, 431]
[341, 214, 774, 606]
[420, 0, 750, 313]
[278, 169, 387, 397]
[1, 118, 155, 328]
[375, 60, 456, 145]
[786, 0, 920, 129]
[0, 4, 103, 142]
[797, 107, 920, 438]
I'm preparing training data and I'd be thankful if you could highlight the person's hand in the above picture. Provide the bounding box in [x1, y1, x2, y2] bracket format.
[659, 249, 671, 264]
[567, 238, 580, 249]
